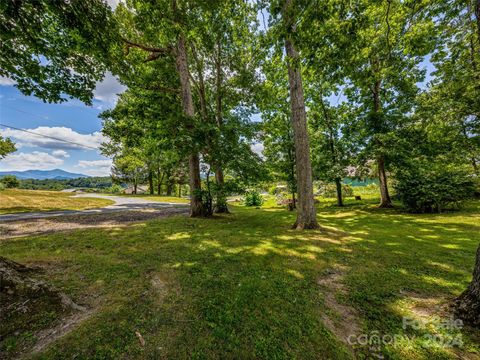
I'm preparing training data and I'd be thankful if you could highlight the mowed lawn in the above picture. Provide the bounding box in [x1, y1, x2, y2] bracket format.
[0, 189, 114, 214]
[1, 197, 479, 359]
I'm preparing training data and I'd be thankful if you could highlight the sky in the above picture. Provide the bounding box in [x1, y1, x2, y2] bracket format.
[0, 73, 126, 176]
[0, 0, 436, 177]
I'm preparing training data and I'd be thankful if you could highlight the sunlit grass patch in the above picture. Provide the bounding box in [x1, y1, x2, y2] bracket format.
[0, 189, 114, 214]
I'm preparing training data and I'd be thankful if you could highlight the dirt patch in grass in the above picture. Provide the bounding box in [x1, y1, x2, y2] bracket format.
[0, 257, 93, 359]
[317, 267, 362, 354]
[0, 208, 188, 239]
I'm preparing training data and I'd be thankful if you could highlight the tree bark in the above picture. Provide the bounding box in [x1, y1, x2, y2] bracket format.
[372, 80, 393, 208]
[213, 38, 229, 214]
[453, 2, 480, 327]
[454, 245, 480, 326]
[476, 0, 480, 43]
[148, 170, 154, 195]
[174, 34, 206, 217]
[284, 34, 319, 229]
[335, 178, 343, 207]
[157, 171, 164, 195]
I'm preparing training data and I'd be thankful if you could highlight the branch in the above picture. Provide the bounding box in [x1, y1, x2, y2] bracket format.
[143, 84, 179, 93]
[122, 38, 172, 53]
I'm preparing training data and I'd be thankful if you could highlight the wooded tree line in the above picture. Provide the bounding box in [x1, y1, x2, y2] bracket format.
[0, 0, 478, 325]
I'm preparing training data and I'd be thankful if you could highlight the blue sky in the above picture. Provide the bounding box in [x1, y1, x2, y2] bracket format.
[0, 73, 126, 176]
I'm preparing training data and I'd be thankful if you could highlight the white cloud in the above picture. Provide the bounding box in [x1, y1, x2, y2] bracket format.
[0, 76, 16, 86]
[0, 151, 64, 171]
[106, 0, 121, 10]
[94, 72, 126, 103]
[52, 149, 70, 158]
[0, 126, 105, 151]
[76, 159, 112, 176]
[251, 142, 264, 156]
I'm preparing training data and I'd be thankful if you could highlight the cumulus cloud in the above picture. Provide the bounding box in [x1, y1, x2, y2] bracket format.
[0, 126, 105, 151]
[0, 76, 16, 86]
[251, 142, 264, 157]
[0, 151, 64, 171]
[94, 72, 126, 103]
[76, 159, 112, 176]
[52, 149, 70, 158]
[106, 0, 121, 10]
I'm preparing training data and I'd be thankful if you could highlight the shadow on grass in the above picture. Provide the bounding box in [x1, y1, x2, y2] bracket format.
[0, 200, 479, 359]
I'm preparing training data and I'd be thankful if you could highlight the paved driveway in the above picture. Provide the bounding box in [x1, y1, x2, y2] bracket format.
[0, 194, 188, 222]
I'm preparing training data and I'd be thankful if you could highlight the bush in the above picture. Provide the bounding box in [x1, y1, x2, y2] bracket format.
[244, 190, 263, 207]
[394, 163, 475, 213]
[316, 182, 353, 198]
[1, 175, 19, 188]
[107, 184, 124, 194]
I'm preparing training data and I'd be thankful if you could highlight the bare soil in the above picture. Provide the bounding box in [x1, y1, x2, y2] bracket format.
[317, 267, 362, 355]
[0, 208, 188, 239]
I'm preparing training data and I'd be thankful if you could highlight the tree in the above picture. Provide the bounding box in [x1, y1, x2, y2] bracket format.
[1, 175, 19, 189]
[0, 136, 16, 159]
[265, 0, 319, 229]
[309, 99, 350, 207]
[260, 54, 297, 208]
[0, 0, 116, 104]
[111, 152, 146, 194]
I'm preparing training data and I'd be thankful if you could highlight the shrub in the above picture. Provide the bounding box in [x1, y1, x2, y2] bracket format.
[107, 184, 124, 194]
[316, 182, 353, 198]
[394, 163, 475, 213]
[1, 175, 19, 188]
[244, 190, 263, 207]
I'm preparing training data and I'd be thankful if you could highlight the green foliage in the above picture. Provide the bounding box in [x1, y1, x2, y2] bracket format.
[17, 177, 112, 191]
[316, 182, 353, 198]
[106, 184, 124, 194]
[0, 136, 16, 159]
[244, 190, 264, 207]
[394, 161, 475, 213]
[1, 175, 19, 189]
[0, 0, 117, 104]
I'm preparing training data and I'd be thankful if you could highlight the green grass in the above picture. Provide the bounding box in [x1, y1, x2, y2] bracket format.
[105, 193, 190, 203]
[0, 189, 114, 214]
[1, 197, 479, 359]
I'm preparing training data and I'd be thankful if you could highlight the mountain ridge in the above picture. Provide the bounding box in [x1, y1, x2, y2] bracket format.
[0, 169, 89, 180]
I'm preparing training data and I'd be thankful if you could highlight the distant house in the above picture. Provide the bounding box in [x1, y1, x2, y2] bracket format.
[123, 185, 148, 195]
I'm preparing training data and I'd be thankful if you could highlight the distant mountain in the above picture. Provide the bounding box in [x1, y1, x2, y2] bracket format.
[0, 169, 89, 180]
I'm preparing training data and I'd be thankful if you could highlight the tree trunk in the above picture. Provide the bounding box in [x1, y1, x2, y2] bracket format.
[284, 35, 319, 229]
[157, 171, 164, 195]
[372, 80, 393, 208]
[214, 168, 229, 213]
[133, 181, 137, 195]
[166, 179, 173, 196]
[335, 178, 343, 207]
[212, 38, 229, 214]
[148, 170, 154, 195]
[453, 4, 480, 327]
[178, 185, 182, 198]
[174, 34, 207, 217]
[377, 154, 393, 208]
[476, 0, 480, 42]
[454, 245, 480, 327]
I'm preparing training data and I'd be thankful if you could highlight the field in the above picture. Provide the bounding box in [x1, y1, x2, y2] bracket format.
[0, 189, 114, 214]
[1, 192, 479, 359]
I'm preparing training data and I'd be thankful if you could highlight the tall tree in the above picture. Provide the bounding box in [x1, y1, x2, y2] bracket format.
[266, 0, 319, 229]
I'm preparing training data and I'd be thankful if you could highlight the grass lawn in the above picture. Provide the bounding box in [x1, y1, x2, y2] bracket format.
[0, 189, 114, 214]
[1, 196, 479, 359]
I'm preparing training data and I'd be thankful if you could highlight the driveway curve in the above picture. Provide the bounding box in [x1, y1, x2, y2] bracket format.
[0, 194, 188, 222]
